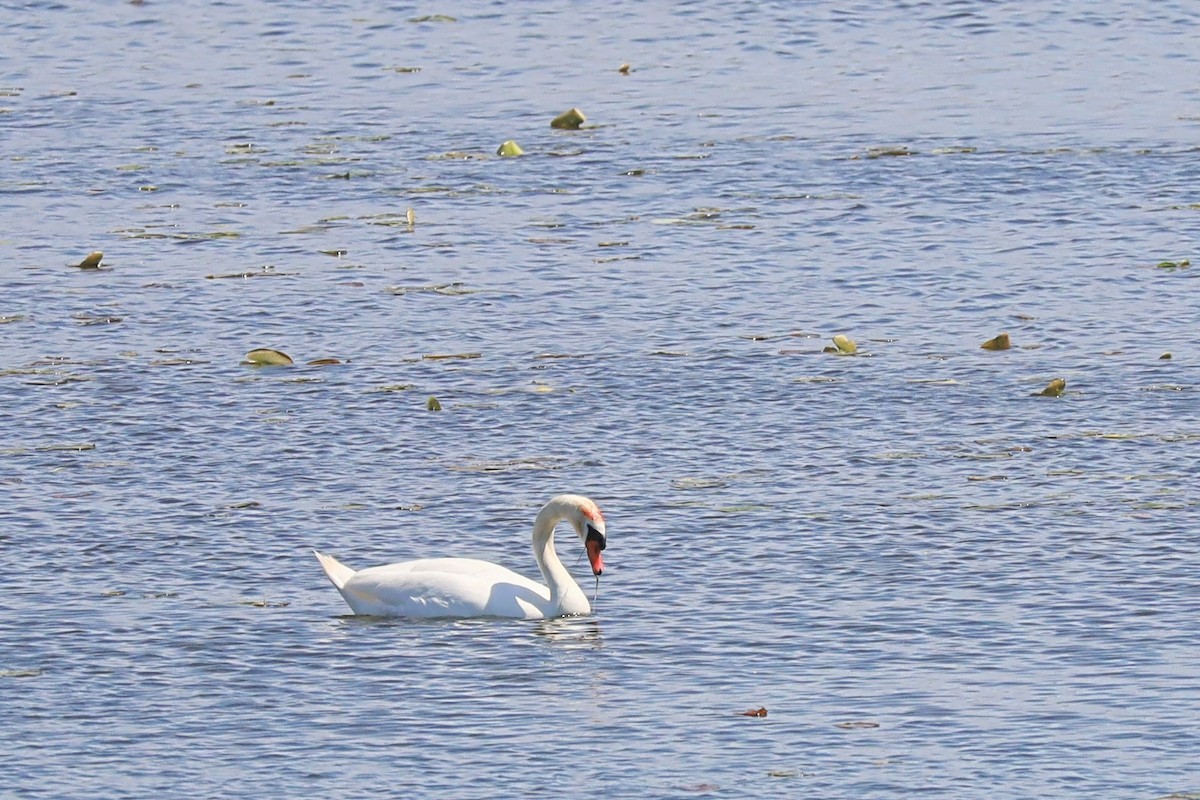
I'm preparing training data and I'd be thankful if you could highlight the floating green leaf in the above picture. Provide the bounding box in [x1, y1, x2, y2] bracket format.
[981, 332, 1011, 351]
[426, 396, 443, 411]
[550, 107, 587, 130]
[422, 352, 480, 361]
[1038, 377, 1066, 397]
[830, 334, 857, 355]
[76, 251, 103, 269]
[497, 140, 525, 157]
[0, 668, 43, 678]
[244, 348, 294, 366]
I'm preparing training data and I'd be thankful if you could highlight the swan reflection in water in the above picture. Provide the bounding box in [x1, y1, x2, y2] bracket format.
[533, 616, 603, 650]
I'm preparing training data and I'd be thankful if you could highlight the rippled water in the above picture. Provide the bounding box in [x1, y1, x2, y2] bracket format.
[3, 2, 1199, 798]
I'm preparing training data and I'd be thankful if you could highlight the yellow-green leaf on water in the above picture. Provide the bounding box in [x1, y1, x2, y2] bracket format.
[1038, 377, 1066, 397]
[307, 358, 342, 366]
[0, 668, 43, 678]
[426, 396, 442, 411]
[76, 251, 103, 269]
[1156, 259, 1190, 269]
[497, 140, 525, 157]
[981, 332, 1011, 351]
[831, 334, 857, 355]
[373, 383, 414, 393]
[0, 314, 24, 324]
[550, 107, 587, 130]
[406, 207, 416, 226]
[422, 352, 481, 361]
[244, 348, 294, 366]
[618, 63, 631, 75]
[1159, 352, 1172, 360]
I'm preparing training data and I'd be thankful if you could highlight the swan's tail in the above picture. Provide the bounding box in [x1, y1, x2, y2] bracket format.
[314, 550, 355, 590]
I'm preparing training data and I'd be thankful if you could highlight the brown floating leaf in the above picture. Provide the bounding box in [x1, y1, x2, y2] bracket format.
[835, 721, 880, 729]
[426, 396, 443, 411]
[306, 358, 343, 366]
[618, 63, 631, 75]
[76, 251, 104, 269]
[550, 107, 586, 130]
[737, 707, 768, 717]
[1038, 377, 1066, 397]
[244, 348, 294, 366]
[980, 332, 1011, 351]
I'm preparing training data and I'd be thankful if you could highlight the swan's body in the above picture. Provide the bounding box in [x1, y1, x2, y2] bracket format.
[314, 494, 607, 619]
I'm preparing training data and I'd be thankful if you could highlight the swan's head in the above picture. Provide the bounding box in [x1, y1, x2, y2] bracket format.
[569, 497, 607, 576]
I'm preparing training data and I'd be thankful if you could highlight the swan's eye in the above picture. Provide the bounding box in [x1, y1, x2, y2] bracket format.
[585, 524, 606, 550]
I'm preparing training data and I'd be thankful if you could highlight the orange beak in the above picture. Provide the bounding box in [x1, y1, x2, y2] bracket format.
[585, 538, 604, 576]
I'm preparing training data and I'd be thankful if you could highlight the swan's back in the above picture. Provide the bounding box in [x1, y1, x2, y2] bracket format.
[322, 555, 553, 618]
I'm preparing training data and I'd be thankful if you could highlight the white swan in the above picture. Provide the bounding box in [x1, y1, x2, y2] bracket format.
[313, 494, 608, 619]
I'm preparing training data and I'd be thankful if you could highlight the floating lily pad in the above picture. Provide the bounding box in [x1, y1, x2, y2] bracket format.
[1159, 352, 1172, 360]
[245, 348, 294, 366]
[618, 63, 631, 75]
[550, 107, 587, 130]
[1155, 259, 1190, 270]
[426, 396, 442, 411]
[981, 332, 1011, 350]
[0, 314, 24, 324]
[307, 358, 343, 366]
[373, 383, 415, 393]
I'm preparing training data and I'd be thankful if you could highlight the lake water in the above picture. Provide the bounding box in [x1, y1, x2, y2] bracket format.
[2, 1, 1199, 798]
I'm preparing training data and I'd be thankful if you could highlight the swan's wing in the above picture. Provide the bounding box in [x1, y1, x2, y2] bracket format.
[341, 559, 551, 618]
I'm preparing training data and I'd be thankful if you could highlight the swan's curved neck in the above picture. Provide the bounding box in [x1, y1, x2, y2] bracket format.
[532, 499, 585, 614]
